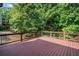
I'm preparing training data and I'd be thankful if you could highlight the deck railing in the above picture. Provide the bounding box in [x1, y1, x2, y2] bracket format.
[0, 31, 42, 45]
[0, 31, 79, 45]
[42, 31, 79, 41]
[0, 33, 24, 45]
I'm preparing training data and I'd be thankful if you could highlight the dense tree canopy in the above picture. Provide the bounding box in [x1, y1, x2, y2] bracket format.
[3, 3, 79, 33]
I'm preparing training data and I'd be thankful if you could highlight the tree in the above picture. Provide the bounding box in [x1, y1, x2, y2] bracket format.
[9, 3, 79, 33]
[9, 3, 57, 33]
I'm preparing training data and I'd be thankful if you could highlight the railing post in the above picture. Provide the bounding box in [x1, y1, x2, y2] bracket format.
[21, 33, 23, 41]
[63, 31, 66, 40]
[0, 36, 2, 45]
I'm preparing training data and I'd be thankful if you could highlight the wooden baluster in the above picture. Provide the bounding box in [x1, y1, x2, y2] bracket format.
[21, 33, 23, 41]
[0, 36, 2, 45]
[59, 33, 60, 39]
[63, 32, 66, 40]
[53, 33, 55, 38]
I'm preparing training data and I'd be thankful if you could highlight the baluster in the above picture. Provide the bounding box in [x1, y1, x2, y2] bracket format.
[63, 32, 66, 40]
[21, 33, 23, 41]
[0, 36, 2, 45]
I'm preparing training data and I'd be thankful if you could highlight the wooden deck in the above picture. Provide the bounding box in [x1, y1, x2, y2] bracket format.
[0, 36, 79, 56]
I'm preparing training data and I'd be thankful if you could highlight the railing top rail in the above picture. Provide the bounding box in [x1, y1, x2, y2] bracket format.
[0, 31, 37, 36]
[42, 31, 64, 33]
[0, 33, 24, 36]
[0, 31, 79, 36]
[42, 31, 79, 35]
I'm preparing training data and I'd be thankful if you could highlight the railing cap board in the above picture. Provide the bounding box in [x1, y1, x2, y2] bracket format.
[0, 32, 37, 36]
[42, 31, 79, 35]
[0, 33, 22, 36]
[0, 31, 79, 36]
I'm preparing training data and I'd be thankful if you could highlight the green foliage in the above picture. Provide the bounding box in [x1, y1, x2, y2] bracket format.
[63, 25, 79, 33]
[8, 3, 79, 33]
[1, 7, 11, 20]
[9, 4, 57, 33]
